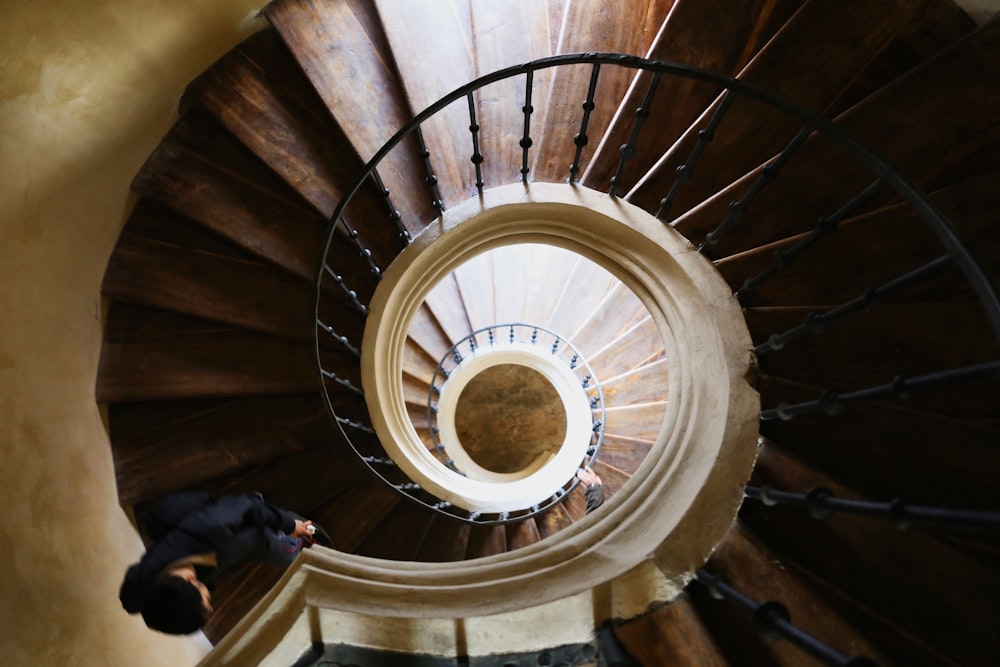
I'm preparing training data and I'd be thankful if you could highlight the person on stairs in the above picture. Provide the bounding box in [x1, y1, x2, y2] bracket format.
[119, 491, 330, 635]
[577, 465, 605, 513]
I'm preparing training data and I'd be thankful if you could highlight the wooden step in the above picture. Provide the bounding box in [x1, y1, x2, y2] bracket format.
[743, 441, 1000, 664]
[582, 0, 804, 194]
[545, 258, 620, 340]
[357, 498, 437, 560]
[747, 301, 999, 390]
[403, 338, 442, 387]
[717, 172, 1000, 307]
[535, 502, 576, 541]
[416, 516, 472, 562]
[97, 305, 316, 403]
[531, 0, 674, 182]
[517, 245, 580, 326]
[183, 26, 397, 252]
[565, 280, 648, 349]
[264, 0, 437, 232]
[597, 434, 652, 475]
[406, 302, 455, 364]
[599, 357, 669, 407]
[591, 459, 631, 501]
[131, 110, 326, 281]
[506, 518, 543, 551]
[453, 253, 497, 331]
[372, 0, 476, 207]
[586, 316, 664, 380]
[708, 522, 887, 664]
[760, 376, 1000, 511]
[628, 0, 936, 220]
[110, 394, 336, 506]
[602, 402, 668, 443]
[470, 1, 561, 188]
[465, 524, 508, 559]
[311, 477, 402, 553]
[103, 232, 317, 341]
[488, 245, 534, 325]
[687, 575, 783, 665]
[424, 271, 474, 344]
[668, 19, 1000, 258]
[614, 594, 727, 665]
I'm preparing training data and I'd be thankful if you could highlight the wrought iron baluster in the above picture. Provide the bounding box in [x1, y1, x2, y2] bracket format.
[736, 179, 884, 304]
[569, 63, 601, 184]
[336, 416, 375, 434]
[370, 168, 409, 245]
[338, 216, 383, 279]
[610, 72, 662, 198]
[322, 264, 369, 315]
[656, 90, 735, 221]
[520, 68, 535, 183]
[320, 368, 364, 396]
[317, 320, 360, 358]
[415, 124, 445, 215]
[696, 570, 876, 667]
[700, 125, 812, 257]
[754, 256, 953, 355]
[761, 361, 1000, 421]
[467, 91, 485, 194]
[746, 485, 1000, 531]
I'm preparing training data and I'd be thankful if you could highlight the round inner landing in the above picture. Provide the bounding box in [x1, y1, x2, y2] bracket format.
[454, 364, 567, 473]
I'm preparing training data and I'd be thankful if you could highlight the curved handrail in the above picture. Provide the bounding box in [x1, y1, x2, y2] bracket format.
[314, 52, 1000, 532]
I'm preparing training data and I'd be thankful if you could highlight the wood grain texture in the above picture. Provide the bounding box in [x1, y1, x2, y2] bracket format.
[628, 0, 925, 219]
[532, 0, 675, 182]
[265, 0, 437, 232]
[744, 441, 1000, 665]
[614, 595, 727, 666]
[583, 0, 804, 194]
[667, 20, 1000, 258]
[586, 316, 664, 380]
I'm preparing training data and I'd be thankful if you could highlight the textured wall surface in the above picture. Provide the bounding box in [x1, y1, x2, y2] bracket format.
[0, 2, 263, 664]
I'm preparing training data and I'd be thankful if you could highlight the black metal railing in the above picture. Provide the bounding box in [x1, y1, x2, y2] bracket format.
[312, 54, 1000, 645]
[426, 322, 606, 490]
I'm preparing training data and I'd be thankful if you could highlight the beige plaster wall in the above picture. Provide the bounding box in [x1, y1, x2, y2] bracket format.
[0, 1, 263, 664]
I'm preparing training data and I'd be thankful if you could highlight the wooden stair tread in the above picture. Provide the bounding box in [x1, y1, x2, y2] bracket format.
[358, 499, 438, 560]
[669, 20, 1000, 258]
[407, 303, 455, 364]
[312, 477, 402, 554]
[453, 253, 497, 332]
[489, 245, 534, 325]
[264, 0, 436, 234]
[110, 394, 336, 506]
[531, 0, 674, 182]
[373, 0, 476, 207]
[565, 281, 648, 350]
[583, 0, 803, 194]
[599, 357, 669, 406]
[760, 375, 1000, 510]
[103, 233, 318, 342]
[470, 1, 560, 187]
[598, 433, 653, 475]
[465, 524, 508, 559]
[586, 316, 665, 380]
[97, 306, 316, 403]
[613, 594, 727, 666]
[603, 401, 668, 443]
[505, 519, 542, 552]
[629, 0, 933, 219]
[403, 339, 441, 387]
[545, 258, 620, 340]
[517, 245, 580, 326]
[204, 561, 282, 644]
[717, 172, 1000, 307]
[131, 110, 327, 281]
[424, 272, 474, 344]
[742, 442, 1000, 664]
[747, 301, 999, 389]
[709, 522, 887, 664]
[416, 517, 473, 562]
[535, 502, 575, 541]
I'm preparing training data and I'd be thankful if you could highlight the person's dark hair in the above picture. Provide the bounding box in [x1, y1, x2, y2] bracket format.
[140, 576, 208, 635]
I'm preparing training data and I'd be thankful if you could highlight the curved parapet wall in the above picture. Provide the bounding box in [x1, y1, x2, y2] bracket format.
[362, 182, 758, 604]
[202, 182, 759, 665]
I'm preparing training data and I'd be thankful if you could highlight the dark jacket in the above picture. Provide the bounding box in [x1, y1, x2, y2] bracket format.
[119, 492, 299, 613]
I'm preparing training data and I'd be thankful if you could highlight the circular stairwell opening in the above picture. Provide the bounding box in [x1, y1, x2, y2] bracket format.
[454, 364, 566, 474]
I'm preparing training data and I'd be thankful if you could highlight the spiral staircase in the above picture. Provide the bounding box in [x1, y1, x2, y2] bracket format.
[97, 0, 1000, 664]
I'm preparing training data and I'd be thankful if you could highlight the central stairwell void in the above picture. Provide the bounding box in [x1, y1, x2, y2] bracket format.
[97, 0, 1000, 665]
